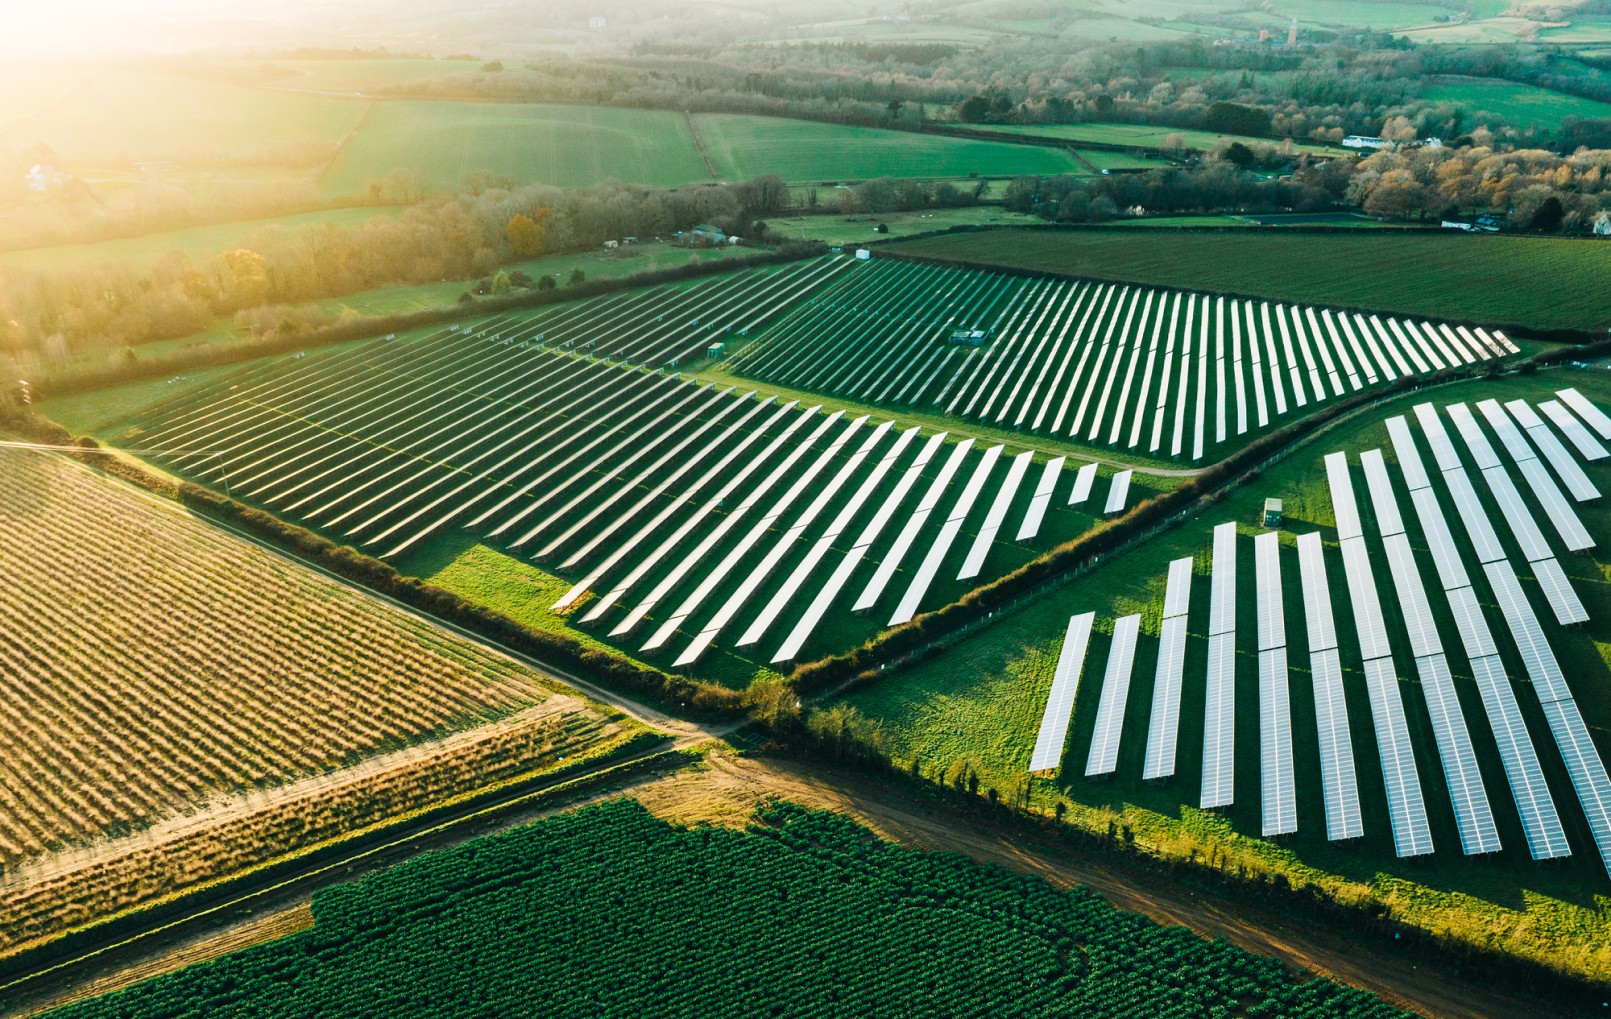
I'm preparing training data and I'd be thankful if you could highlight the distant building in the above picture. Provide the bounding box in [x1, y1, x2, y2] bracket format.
[587, 15, 606, 29]
[24, 164, 68, 192]
[1287, 16, 1298, 46]
[1475, 213, 1504, 233]
[854, 248, 871, 260]
[1342, 135, 1389, 151]
[691, 223, 726, 244]
[1263, 498, 1283, 528]
[949, 329, 990, 347]
[1442, 220, 1475, 232]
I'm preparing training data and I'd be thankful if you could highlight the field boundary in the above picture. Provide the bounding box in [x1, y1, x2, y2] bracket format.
[684, 110, 721, 181]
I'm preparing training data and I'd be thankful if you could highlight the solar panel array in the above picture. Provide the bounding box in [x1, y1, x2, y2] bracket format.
[960, 450, 1034, 581]
[1200, 522, 1238, 810]
[1143, 557, 1194, 781]
[731, 256, 1516, 461]
[1297, 531, 1364, 841]
[1016, 456, 1066, 542]
[1253, 531, 1296, 837]
[1104, 469, 1133, 515]
[1029, 612, 1096, 772]
[1540, 399, 1610, 461]
[1360, 448, 1499, 855]
[1558, 387, 1611, 440]
[1326, 453, 1434, 858]
[1086, 614, 1142, 777]
[1388, 412, 1572, 861]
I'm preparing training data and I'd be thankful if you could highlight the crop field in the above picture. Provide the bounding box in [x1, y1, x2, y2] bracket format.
[843, 372, 1611, 981]
[732, 256, 1514, 462]
[885, 228, 1611, 333]
[320, 101, 711, 196]
[43, 799, 1408, 1019]
[1421, 77, 1611, 133]
[690, 114, 1078, 183]
[969, 121, 1347, 157]
[0, 451, 635, 955]
[109, 260, 1144, 686]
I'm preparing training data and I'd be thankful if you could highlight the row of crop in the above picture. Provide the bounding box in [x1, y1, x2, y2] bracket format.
[41, 800, 1406, 1019]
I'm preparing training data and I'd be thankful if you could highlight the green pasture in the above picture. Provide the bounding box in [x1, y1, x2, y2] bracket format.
[690, 114, 1079, 183]
[885, 229, 1611, 333]
[769, 206, 1043, 246]
[969, 121, 1346, 158]
[840, 369, 1611, 983]
[1421, 77, 1611, 133]
[0, 207, 399, 271]
[320, 102, 711, 197]
[249, 58, 487, 94]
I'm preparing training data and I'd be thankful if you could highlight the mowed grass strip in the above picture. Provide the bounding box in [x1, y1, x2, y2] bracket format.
[321, 102, 713, 196]
[691, 114, 1079, 182]
[886, 228, 1611, 333]
[968, 121, 1348, 157]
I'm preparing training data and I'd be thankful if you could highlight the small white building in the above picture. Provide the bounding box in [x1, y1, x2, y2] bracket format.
[854, 248, 871, 260]
[1342, 135, 1389, 151]
[25, 164, 68, 192]
[588, 16, 606, 29]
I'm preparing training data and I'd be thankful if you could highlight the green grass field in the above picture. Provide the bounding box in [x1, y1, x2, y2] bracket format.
[839, 369, 1611, 984]
[691, 114, 1079, 183]
[0, 207, 399, 270]
[0, 64, 364, 170]
[969, 121, 1347, 158]
[1421, 77, 1611, 133]
[320, 102, 712, 196]
[768, 206, 1043, 246]
[885, 228, 1611, 333]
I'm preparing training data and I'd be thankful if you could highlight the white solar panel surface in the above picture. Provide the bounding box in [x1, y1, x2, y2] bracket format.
[1068, 461, 1097, 505]
[889, 443, 1002, 625]
[1310, 647, 1364, 840]
[1163, 556, 1194, 620]
[1483, 560, 1572, 706]
[1445, 584, 1498, 659]
[1015, 455, 1065, 541]
[1447, 403, 1501, 470]
[1362, 657, 1435, 858]
[1143, 613, 1190, 781]
[1382, 533, 1440, 659]
[1510, 402, 1601, 500]
[1558, 387, 1611, 440]
[1324, 451, 1363, 540]
[853, 437, 973, 613]
[1467, 654, 1571, 860]
[1086, 614, 1141, 776]
[1254, 530, 1284, 651]
[1479, 464, 1556, 562]
[1104, 469, 1133, 515]
[1028, 612, 1096, 772]
[1537, 697, 1611, 878]
[959, 449, 1033, 580]
[1259, 646, 1297, 836]
[1199, 631, 1237, 809]
[1408, 487, 1470, 591]
[1442, 469, 1507, 565]
[1414, 402, 1462, 471]
[1540, 399, 1610, 460]
[1296, 532, 1338, 652]
[1385, 416, 1431, 492]
[1515, 458, 1594, 551]
[1532, 556, 1589, 626]
[1416, 652, 1501, 855]
[1339, 536, 1392, 662]
[1209, 522, 1238, 635]
[1360, 449, 1405, 536]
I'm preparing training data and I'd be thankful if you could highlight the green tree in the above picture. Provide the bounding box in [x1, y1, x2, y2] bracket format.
[568, 268, 586, 286]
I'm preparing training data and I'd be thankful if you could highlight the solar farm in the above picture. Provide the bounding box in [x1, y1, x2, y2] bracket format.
[1023, 389, 1611, 876]
[731, 256, 1519, 460]
[114, 266, 1152, 680]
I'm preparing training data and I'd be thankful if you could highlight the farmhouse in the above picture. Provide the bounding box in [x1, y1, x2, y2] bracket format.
[948, 328, 990, 346]
[25, 164, 68, 191]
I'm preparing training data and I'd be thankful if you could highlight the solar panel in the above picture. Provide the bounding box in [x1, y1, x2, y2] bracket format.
[1015, 455, 1066, 541]
[1199, 631, 1237, 809]
[1442, 469, 1507, 565]
[1511, 401, 1602, 500]
[1408, 487, 1471, 591]
[959, 449, 1034, 581]
[1445, 584, 1499, 659]
[1163, 556, 1194, 620]
[1531, 556, 1589, 626]
[1259, 646, 1297, 836]
[1382, 533, 1440, 659]
[1483, 560, 1572, 706]
[1413, 402, 1462, 472]
[1468, 654, 1571, 861]
[1295, 531, 1338, 652]
[1475, 399, 1535, 465]
[1359, 449, 1405, 537]
[1103, 469, 1133, 515]
[1143, 613, 1190, 781]
[1310, 647, 1364, 841]
[889, 443, 1003, 626]
[1028, 612, 1096, 772]
[1385, 416, 1431, 493]
[1086, 614, 1141, 776]
[1516, 459, 1595, 552]
[853, 438, 974, 613]
[1362, 657, 1436, 858]
[1325, 451, 1363, 540]
[1068, 461, 1098, 505]
[1447, 403, 1501, 470]
[1416, 652, 1501, 855]
[1254, 530, 1285, 651]
[1558, 387, 1611, 440]
[1539, 399, 1610, 461]
[1537, 697, 1611, 877]
[1209, 522, 1238, 636]
[1339, 536, 1393, 662]
[1479, 464, 1557, 562]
